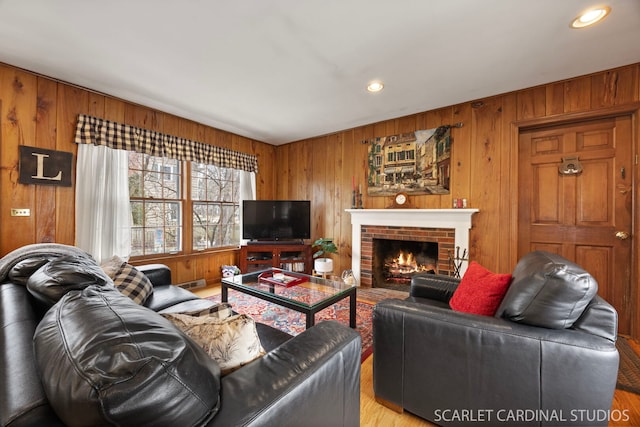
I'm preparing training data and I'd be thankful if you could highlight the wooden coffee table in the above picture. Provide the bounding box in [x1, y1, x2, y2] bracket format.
[221, 268, 357, 329]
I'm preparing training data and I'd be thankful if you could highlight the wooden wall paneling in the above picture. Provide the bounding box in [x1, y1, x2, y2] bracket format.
[635, 105, 640, 338]
[277, 145, 292, 193]
[125, 104, 163, 131]
[355, 123, 374, 210]
[287, 141, 302, 200]
[340, 129, 356, 270]
[0, 97, 2, 250]
[591, 65, 639, 108]
[34, 77, 58, 243]
[500, 93, 518, 271]
[546, 82, 565, 116]
[311, 136, 329, 239]
[396, 115, 417, 134]
[516, 86, 546, 120]
[294, 140, 312, 200]
[245, 137, 275, 200]
[0, 66, 38, 253]
[346, 124, 374, 272]
[325, 133, 342, 273]
[55, 84, 87, 246]
[208, 126, 232, 149]
[174, 257, 197, 286]
[468, 97, 505, 270]
[564, 76, 592, 113]
[451, 102, 473, 209]
[87, 92, 104, 117]
[274, 143, 290, 199]
[104, 97, 125, 123]
[160, 113, 180, 138]
[192, 256, 208, 286]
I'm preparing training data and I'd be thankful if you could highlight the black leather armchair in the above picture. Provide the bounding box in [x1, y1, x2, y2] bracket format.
[373, 251, 619, 427]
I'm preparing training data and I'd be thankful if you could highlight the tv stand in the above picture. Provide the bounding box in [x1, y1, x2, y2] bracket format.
[240, 243, 312, 274]
[247, 239, 305, 245]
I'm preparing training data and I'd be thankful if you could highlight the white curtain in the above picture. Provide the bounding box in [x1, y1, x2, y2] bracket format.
[239, 171, 256, 245]
[75, 144, 131, 263]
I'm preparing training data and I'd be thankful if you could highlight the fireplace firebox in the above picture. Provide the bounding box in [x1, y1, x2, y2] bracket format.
[373, 239, 438, 288]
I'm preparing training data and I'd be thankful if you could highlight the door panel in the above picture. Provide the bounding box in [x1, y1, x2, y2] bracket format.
[519, 116, 633, 335]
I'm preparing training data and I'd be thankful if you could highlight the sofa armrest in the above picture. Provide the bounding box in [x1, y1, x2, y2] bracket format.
[410, 273, 459, 302]
[208, 321, 361, 427]
[572, 295, 618, 342]
[136, 264, 172, 287]
[0, 284, 65, 427]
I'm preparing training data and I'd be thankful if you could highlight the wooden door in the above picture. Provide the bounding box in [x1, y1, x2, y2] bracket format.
[518, 115, 634, 335]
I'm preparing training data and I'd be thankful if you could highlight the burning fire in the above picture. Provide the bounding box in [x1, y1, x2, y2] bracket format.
[387, 250, 434, 276]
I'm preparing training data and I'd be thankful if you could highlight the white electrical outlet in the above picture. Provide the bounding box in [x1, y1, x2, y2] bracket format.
[11, 208, 31, 217]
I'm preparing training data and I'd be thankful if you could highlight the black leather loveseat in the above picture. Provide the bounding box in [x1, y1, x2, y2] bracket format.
[373, 251, 619, 427]
[0, 243, 361, 427]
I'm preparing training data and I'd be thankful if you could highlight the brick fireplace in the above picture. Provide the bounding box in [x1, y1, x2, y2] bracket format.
[346, 209, 478, 287]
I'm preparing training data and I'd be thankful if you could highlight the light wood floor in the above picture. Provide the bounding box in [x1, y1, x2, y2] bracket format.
[194, 285, 640, 427]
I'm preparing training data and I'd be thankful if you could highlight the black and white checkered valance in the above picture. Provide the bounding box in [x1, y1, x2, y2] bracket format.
[74, 114, 258, 173]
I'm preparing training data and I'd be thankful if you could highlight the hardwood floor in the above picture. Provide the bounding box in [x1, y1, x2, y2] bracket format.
[193, 285, 640, 426]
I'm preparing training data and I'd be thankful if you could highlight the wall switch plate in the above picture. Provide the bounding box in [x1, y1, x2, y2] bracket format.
[11, 208, 31, 217]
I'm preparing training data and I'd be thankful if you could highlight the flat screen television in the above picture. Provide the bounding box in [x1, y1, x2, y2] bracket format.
[242, 200, 311, 242]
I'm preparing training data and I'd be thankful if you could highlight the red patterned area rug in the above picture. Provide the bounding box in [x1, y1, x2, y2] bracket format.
[208, 291, 374, 362]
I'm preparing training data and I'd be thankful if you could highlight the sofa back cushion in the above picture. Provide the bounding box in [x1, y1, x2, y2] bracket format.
[26, 255, 112, 308]
[33, 285, 221, 427]
[495, 251, 598, 329]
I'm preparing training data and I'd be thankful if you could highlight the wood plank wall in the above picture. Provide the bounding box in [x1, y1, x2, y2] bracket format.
[276, 63, 640, 278]
[1, 61, 639, 286]
[0, 63, 277, 285]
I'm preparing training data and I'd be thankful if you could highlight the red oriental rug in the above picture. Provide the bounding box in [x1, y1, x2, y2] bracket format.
[207, 290, 374, 362]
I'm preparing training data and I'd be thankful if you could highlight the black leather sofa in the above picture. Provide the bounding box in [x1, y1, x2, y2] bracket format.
[0, 244, 361, 427]
[373, 251, 619, 427]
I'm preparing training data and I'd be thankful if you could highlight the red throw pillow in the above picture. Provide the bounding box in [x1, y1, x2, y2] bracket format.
[449, 261, 513, 316]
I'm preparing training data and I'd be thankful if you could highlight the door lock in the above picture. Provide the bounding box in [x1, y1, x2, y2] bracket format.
[615, 231, 630, 240]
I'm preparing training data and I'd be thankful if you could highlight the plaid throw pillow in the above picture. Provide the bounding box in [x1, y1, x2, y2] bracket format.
[101, 256, 153, 305]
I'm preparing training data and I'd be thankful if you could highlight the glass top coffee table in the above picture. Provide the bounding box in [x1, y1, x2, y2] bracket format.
[221, 268, 357, 329]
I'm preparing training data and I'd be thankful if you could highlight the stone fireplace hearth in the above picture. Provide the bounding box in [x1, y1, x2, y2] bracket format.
[346, 209, 478, 287]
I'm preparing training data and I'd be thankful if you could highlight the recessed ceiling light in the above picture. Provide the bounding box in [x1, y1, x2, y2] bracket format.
[571, 6, 611, 28]
[367, 81, 384, 93]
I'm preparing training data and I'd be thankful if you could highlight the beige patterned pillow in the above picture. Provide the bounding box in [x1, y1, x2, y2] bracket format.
[101, 255, 153, 305]
[184, 302, 234, 319]
[164, 312, 265, 375]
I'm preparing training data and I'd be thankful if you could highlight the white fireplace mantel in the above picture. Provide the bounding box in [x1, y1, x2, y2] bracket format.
[346, 208, 479, 282]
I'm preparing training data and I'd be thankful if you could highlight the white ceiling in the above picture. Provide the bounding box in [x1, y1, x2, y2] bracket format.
[1, 1, 639, 145]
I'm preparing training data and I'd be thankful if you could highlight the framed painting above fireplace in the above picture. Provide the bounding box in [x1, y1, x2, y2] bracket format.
[365, 126, 451, 196]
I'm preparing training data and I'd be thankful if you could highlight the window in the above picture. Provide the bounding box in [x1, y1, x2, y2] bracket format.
[128, 153, 242, 256]
[191, 162, 240, 250]
[129, 153, 183, 256]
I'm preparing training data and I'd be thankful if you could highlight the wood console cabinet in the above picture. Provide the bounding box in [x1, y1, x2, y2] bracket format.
[239, 243, 312, 274]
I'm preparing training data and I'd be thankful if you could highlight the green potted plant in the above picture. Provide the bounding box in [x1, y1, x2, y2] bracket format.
[313, 237, 338, 274]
